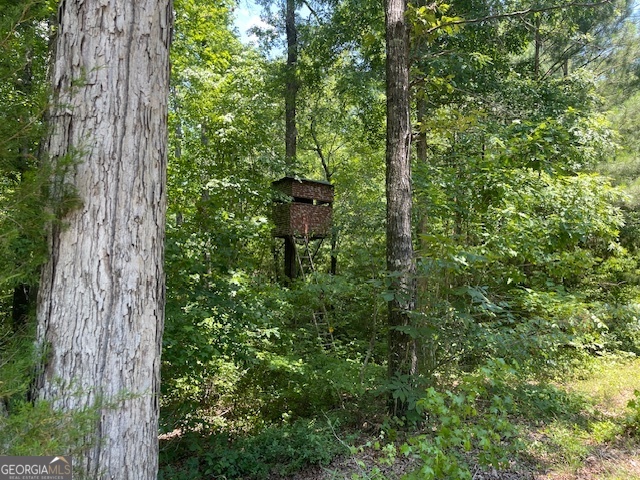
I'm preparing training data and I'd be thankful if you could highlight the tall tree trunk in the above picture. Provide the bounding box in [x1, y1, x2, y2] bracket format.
[330, 230, 338, 275]
[34, 1, 172, 478]
[285, 0, 298, 171]
[284, 0, 298, 278]
[534, 15, 542, 78]
[385, 0, 417, 415]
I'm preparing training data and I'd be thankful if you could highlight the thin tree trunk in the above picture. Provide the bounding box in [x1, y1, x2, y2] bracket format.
[386, 0, 417, 415]
[284, 236, 297, 279]
[534, 16, 542, 78]
[34, 1, 172, 478]
[330, 229, 338, 275]
[416, 92, 428, 164]
[285, 0, 298, 170]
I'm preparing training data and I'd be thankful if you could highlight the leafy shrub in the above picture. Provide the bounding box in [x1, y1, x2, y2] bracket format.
[598, 303, 640, 354]
[393, 360, 522, 479]
[624, 389, 640, 436]
[234, 350, 384, 426]
[161, 271, 291, 431]
[161, 263, 387, 433]
[158, 419, 349, 479]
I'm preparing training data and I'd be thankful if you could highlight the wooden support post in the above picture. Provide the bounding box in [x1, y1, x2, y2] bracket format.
[284, 236, 297, 280]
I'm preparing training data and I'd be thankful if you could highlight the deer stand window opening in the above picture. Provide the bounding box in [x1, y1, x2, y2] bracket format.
[272, 177, 334, 280]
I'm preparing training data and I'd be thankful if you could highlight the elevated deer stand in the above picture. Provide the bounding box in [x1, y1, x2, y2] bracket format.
[272, 177, 334, 280]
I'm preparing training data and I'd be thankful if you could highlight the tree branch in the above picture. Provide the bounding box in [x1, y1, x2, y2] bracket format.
[300, 0, 323, 23]
[309, 115, 332, 180]
[426, 0, 613, 34]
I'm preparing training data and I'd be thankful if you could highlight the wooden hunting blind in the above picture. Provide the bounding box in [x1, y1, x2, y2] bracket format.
[272, 177, 334, 279]
[272, 177, 334, 239]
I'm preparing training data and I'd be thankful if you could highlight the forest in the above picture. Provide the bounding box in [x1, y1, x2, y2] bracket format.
[1, 0, 640, 478]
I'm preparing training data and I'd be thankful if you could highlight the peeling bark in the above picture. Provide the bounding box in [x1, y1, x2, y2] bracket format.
[34, 1, 172, 478]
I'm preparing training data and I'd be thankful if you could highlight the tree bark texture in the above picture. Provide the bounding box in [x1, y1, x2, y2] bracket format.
[385, 0, 417, 410]
[285, 0, 298, 169]
[35, 1, 171, 478]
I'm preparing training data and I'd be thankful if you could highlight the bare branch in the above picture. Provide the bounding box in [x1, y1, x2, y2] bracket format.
[300, 0, 323, 23]
[309, 114, 332, 180]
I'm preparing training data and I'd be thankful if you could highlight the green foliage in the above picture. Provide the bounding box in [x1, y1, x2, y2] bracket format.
[414, 138, 627, 374]
[162, 252, 387, 431]
[594, 303, 640, 355]
[624, 389, 640, 436]
[0, 325, 35, 401]
[0, 324, 98, 461]
[351, 360, 522, 480]
[401, 383, 518, 480]
[0, 0, 637, 477]
[161, 274, 288, 430]
[159, 0, 640, 476]
[163, 197, 392, 467]
[234, 352, 366, 424]
[509, 380, 589, 421]
[0, 0, 53, 294]
[158, 419, 349, 480]
[0, 399, 97, 458]
[408, 2, 464, 41]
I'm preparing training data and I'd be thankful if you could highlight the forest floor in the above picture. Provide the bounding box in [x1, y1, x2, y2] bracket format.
[287, 357, 640, 480]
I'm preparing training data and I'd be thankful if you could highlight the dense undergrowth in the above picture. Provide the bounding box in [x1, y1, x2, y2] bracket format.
[154, 354, 640, 479]
[2, 0, 640, 479]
